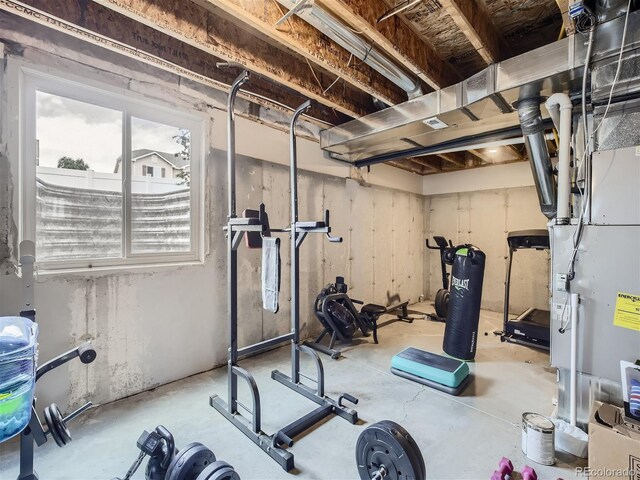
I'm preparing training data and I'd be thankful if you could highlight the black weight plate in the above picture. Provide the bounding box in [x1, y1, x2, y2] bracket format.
[377, 420, 425, 480]
[44, 404, 71, 447]
[434, 289, 449, 319]
[166, 443, 216, 480]
[196, 461, 240, 480]
[373, 421, 425, 480]
[43, 406, 63, 447]
[355, 421, 425, 480]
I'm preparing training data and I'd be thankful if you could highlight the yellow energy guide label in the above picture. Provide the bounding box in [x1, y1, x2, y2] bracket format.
[613, 292, 640, 331]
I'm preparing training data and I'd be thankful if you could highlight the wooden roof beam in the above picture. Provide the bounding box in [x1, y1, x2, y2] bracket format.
[85, 0, 378, 118]
[316, 0, 460, 90]
[194, 0, 405, 106]
[438, 0, 511, 64]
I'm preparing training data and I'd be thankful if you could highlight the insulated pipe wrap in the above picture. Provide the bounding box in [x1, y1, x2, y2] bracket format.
[517, 98, 557, 219]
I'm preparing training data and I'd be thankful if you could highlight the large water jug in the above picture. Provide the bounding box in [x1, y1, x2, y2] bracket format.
[0, 316, 38, 442]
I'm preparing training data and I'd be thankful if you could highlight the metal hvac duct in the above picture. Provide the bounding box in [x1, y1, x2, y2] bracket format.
[274, 0, 423, 99]
[517, 98, 557, 219]
[320, 10, 640, 164]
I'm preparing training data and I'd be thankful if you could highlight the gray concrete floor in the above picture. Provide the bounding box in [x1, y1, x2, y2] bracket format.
[0, 303, 585, 479]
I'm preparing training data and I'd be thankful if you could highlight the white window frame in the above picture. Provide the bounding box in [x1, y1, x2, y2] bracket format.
[15, 63, 206, 272]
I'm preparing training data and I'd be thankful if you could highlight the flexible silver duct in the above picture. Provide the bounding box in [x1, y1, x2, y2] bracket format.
[517, 98, 558, 219]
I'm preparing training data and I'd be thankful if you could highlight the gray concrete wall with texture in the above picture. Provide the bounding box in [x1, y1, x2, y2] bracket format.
[0, 16, 548, 417]
[0, 24, 427, 412]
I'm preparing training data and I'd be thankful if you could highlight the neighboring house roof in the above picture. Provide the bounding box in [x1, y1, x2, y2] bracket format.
[114, 149, 189, 173]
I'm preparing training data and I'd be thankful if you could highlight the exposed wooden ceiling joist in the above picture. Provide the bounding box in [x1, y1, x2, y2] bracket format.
[88, 0, 378, 118]
[387, 157, 440, 175]
[387, 159, 424, 175]
[409, 157, 440, 172]
[467, 149, 493, 164]
[435, 152, 466, 168]
[6, 0, 357, 124]
[193, 0, 406, 106]
[438, 0, 510, 64]
[554, 0, 575, 36]
[468, 145, 523, 165]
[317, 0, 461, 89]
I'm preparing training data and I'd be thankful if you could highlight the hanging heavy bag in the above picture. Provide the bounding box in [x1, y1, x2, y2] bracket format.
[442, 245, 486, 360]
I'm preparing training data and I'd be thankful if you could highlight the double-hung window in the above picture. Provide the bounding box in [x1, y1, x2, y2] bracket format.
[18, 67, 205, 271]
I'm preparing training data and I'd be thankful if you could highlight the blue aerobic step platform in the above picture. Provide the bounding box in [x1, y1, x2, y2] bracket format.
[391, 347, 472, 396]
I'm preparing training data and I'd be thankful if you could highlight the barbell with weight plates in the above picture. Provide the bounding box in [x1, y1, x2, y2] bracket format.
[355, 420, 426, 480]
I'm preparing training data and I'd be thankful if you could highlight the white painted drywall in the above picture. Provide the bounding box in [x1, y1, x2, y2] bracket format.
[422, 162, 536, 196]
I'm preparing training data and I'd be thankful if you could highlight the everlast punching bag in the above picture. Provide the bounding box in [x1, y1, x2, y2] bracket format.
[443, 245, 486, 360]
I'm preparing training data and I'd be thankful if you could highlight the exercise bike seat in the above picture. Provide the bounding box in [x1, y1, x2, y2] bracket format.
[361, 304, 386, 316]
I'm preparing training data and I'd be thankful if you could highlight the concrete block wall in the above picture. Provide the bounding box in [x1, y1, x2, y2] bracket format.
[425, 186, 551, 314]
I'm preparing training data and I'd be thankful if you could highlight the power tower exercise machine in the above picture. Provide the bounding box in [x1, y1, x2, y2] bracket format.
[209, 71, 358, 472]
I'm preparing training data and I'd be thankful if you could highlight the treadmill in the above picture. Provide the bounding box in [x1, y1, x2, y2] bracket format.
[500, 229, 551, 350]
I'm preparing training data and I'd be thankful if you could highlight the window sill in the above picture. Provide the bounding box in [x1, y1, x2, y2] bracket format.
[35, 259, 206, 279]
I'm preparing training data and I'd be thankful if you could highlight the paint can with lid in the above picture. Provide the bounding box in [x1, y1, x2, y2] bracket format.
[521, 412, 555, 465]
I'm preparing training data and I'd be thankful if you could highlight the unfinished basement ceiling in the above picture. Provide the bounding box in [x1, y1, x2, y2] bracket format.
[394, 0, 487, 77]
[396, 0, 563, 78]
[0, 0, 566, 176]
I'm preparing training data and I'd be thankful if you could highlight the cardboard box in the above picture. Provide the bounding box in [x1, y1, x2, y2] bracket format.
[588, 402, 640, 479]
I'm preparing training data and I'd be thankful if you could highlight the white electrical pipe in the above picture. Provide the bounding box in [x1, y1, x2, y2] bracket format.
[545, 94, 573, 224]
[570, 293, 579, 427]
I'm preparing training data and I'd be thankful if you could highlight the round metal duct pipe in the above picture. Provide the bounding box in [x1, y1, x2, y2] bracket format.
[517, 98, 558, 219]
